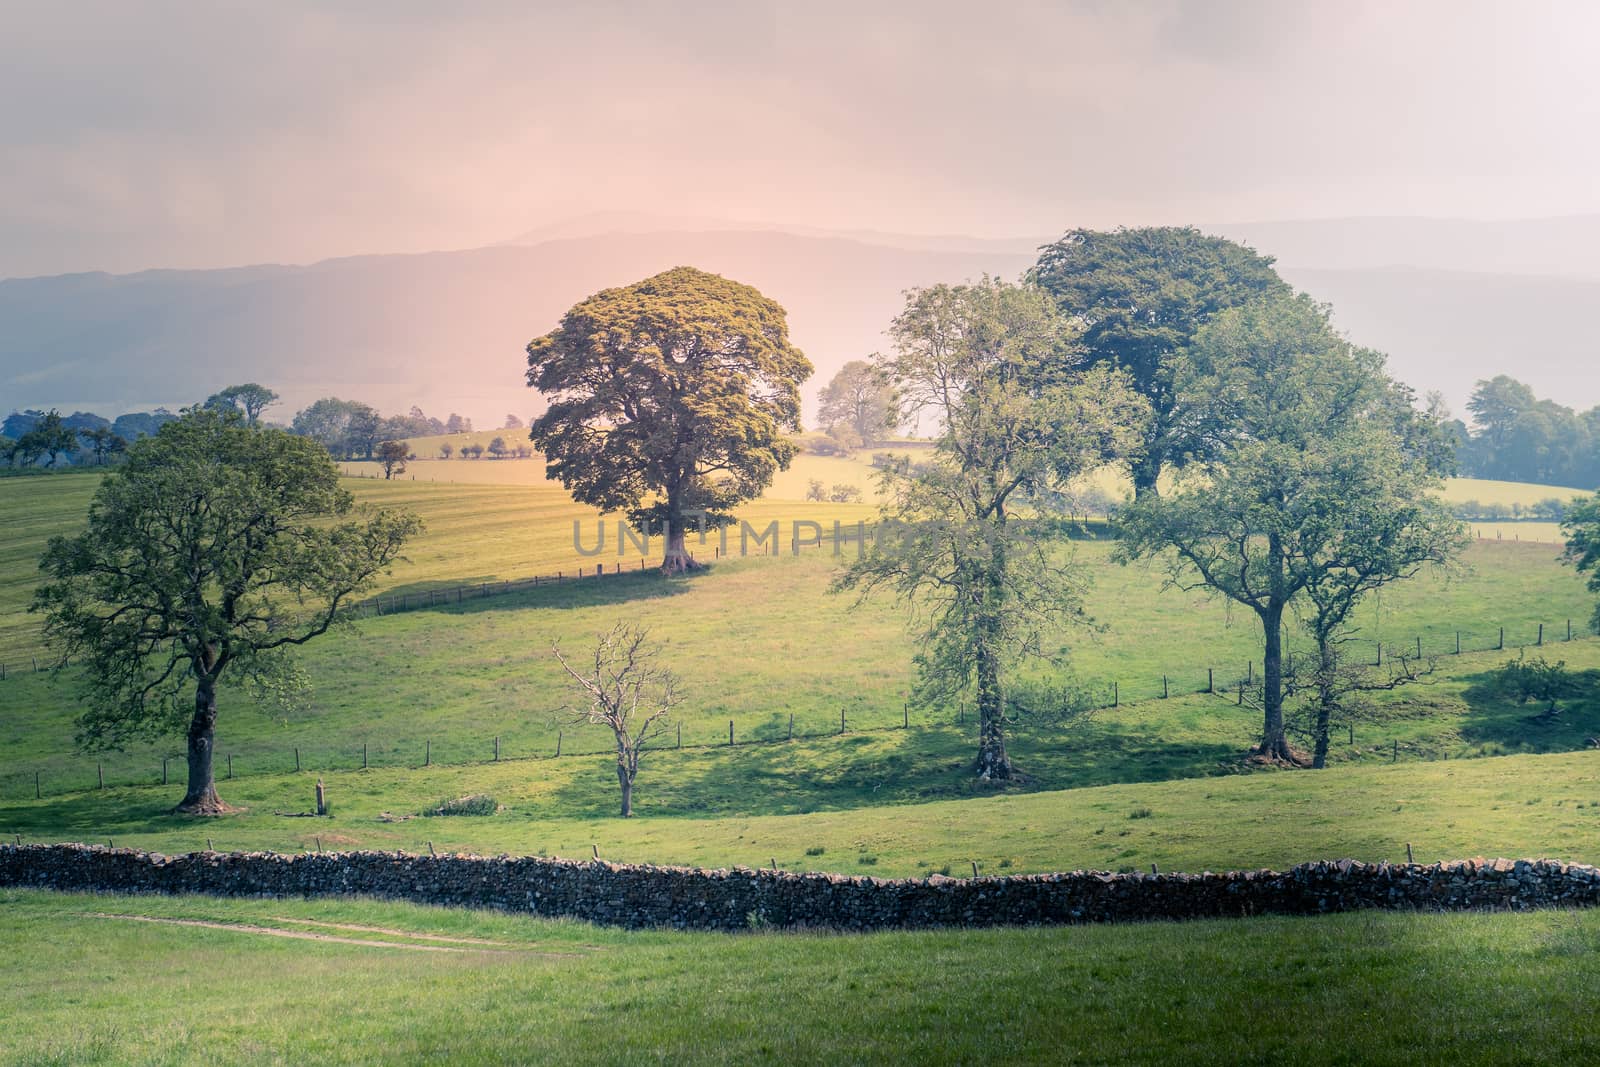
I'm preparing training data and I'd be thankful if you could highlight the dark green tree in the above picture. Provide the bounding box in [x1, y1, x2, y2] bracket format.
[33, 408, 421, 814]
[1118, 294, 1460, 764]
[78, 426, 128, 466]
[205, 383, 280, 426]
[377, 439, 410, 479]
[1029, 226, 1288, 497]
[1564, 494, 1600, 634]
[17, 410, 81, 467]
[836, 279, 1146, 780]
[527, 267, 812, 573]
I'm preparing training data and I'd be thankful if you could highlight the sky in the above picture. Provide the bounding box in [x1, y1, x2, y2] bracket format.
[3, 1, 1599, 279]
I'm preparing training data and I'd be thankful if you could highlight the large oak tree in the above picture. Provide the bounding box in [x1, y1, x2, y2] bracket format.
[33, 408, 420, 813]
[1029, 226, 1288, 497]
[526, 267, 812, 573]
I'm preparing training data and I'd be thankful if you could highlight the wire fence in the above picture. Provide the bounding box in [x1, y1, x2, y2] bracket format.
[3, 617, 1590, 803]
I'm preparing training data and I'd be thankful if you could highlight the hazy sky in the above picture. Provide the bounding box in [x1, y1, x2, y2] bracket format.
[3, 1, 1598, 278]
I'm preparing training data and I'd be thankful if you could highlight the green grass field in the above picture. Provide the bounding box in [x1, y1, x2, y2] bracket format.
[5, 458, 1600, 1064]
[4, 888, 1599, 1065]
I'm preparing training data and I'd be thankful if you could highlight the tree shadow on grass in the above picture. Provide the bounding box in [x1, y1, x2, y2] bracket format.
[537, 716, 1250, 823]
[373, 567, 706, 617]
[1455, 666, 1600, 755]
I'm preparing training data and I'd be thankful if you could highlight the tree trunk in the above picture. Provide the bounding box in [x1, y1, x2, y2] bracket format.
[1252, 601, 1304, 764]
[1130, 452, 1161, 500]
[176, 676, 227, 814]
[973, 642, 1012, 780]
[1311, 640, 1335, 769]
[617, 763, 634, 818]
[660, 521, 702, 575]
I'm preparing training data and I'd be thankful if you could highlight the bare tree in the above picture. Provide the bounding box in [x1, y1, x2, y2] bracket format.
[551, 623, 678, 817]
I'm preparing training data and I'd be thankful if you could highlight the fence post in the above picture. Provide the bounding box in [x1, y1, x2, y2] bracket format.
[729, 720, 734, 746]
[1392, 739, 1398, 762]
[35, 770, 40, 799]
[1113, 682, 1119, 707]
[788, 713, 794, 740]
[1415, 636, 1421, 660]
[98, 763, 104, 789]
[1246, 660, 1253, 684]
[295, 747, 300, 772]
[556, 731, 562, 757]
[1498, 626, 1505, 650]
[227, 753, 233, 779]
[903, 703, 909, 728]
[1207, 668, 1214, 694]
[362, 742, 368, 769]
[1162, 675, 1169, 699]
[162, 758, 167, 786]
[1537, 623, 1544, 646]
[424, 740, 430, 767]
[494, 736, 499, 762]
[1347, 723, 1353, 745]
[1455, 631, 1461, 655]
[1375, 643, 1382, 667]
[840, 708, 846, 734]
[1569, 619, 1574, 642]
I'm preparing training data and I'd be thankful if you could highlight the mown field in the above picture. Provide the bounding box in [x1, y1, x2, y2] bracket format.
[5, 888, 1599, 1065]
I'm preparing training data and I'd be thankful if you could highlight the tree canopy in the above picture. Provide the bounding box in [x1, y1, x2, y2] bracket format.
[1029, 226, 1288, 496]
[33, 408, 420, 813]
[1564, 494, 1600, 635]
[817, 360, 898, 446]
[1117, 293, 1463, 765]
[205, 383, 279, 426]
[837, 279, 1146, 780]
[527, 266, 812, 572]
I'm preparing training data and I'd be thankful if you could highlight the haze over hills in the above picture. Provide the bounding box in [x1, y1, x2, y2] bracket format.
[2, 215, 1597, 426]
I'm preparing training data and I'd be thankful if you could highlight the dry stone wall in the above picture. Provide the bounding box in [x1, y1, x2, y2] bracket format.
[3, 844, 1598, 930]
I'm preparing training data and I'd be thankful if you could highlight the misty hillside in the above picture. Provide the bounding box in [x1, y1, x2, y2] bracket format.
[2, 219, 1598, 425]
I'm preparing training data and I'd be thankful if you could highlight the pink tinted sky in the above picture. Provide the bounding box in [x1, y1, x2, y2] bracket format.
[2, 1, 1598, 278]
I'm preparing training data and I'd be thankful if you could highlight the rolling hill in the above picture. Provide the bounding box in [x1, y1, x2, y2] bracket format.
[5, 216, 1600, 429]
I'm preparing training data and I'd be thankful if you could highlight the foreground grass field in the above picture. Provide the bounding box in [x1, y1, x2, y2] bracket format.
[4, 888, 1598, 1065]
[7, 748, 1598, 877]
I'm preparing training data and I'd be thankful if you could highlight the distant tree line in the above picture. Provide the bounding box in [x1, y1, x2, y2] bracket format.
[1442, 375, 1600, 489]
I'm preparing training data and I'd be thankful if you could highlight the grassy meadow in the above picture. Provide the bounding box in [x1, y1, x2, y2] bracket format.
[4, 447, 1600, 1065]
[7, 888, 1600, 1065]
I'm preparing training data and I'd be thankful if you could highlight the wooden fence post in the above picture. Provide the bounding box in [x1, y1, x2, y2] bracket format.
[788, 713, 794, 741]
[729, 720, 734, 746]
[1207, 668, 1214, 694]
[494, 736, 499, 761]
[676, 723, 681, 749]
[1455, 631, 1461, 655]
[362, 742, 368, 769]
[1392, 739, 1398, 762]
[295, 747, 300, 772]
[903, 703, 909, 728]
[1415, 635, 1422, 659]
[98, 763, 103, 789]
[840, 708, 846, 734]
[424, 740, 430, 766]
[1537, 623, 1544, 646]
[227, 753, 233, 779]
[1498, 626, 1505, 650]
[1113, 682, 1119, 707]
[35, 771, 40, 799]
[556, 731, 562, 757]
[162, 758, 167, 785]
[1162, 675, 1169, 699]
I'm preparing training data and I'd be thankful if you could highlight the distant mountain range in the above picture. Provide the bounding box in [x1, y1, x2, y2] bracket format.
[3, 214, 1597, 426]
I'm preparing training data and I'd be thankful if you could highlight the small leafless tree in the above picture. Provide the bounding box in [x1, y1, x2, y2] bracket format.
[551, 623, 678, 817]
